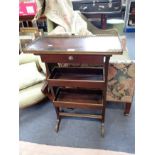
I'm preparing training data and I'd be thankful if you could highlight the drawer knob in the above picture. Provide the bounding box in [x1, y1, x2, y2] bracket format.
[68, 56, 74, 61]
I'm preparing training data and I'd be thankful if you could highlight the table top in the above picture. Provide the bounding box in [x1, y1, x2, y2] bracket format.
[23, 35, 123, 55]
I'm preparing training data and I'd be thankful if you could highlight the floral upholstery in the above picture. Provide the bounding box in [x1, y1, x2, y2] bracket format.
[107, 63, 135, 103]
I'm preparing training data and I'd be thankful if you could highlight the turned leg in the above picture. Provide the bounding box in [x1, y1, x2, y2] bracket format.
[101, 122, 105, 137]
[100, 56, 110, 137]
[124, 102, 131, 116]
[54, 107, 61, 132]
[43, 89, 61, 132]
[101, 107, 105, 137]
[55, 117, 61, 132]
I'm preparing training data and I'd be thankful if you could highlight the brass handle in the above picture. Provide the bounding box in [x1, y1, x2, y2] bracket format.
[68, 56, 74, 61]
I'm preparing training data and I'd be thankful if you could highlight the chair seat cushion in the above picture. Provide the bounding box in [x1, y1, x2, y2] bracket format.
[19, 62, 45, 90]
[19, 82, 46, 108]
[19, 53, 41, 71]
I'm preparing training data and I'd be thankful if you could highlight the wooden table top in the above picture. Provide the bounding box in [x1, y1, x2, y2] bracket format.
[23, 35, 123, 55]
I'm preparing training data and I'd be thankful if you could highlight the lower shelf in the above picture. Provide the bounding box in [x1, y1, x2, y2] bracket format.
[54, 88, 104, 110]
[59, 112, 102, 120]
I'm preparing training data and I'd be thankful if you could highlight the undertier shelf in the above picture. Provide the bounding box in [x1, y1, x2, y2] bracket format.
[54, 88, 104, 110]
[48, 67, 105, 89]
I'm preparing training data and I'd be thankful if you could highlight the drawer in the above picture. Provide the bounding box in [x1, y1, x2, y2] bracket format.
[53, 88, 104, 110]
[41, 54, 105, 64]
[47, 67, 105, 89]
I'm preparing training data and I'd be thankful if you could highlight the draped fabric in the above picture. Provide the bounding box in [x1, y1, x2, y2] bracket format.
[34, 0, 92, 35]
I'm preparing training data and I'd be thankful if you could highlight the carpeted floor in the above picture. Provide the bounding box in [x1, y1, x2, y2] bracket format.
[125, 33, 135, 60]
[19, 98, 135, 153]
[19, 33, 135, 153]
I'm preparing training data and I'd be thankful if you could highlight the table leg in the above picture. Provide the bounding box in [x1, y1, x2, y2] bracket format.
[124, 102, 131, 116]
[55, 107, 61, 132]
[101, 14, 107, 29]
[101, 122, 105, 137]
[101, 106, 105, 137]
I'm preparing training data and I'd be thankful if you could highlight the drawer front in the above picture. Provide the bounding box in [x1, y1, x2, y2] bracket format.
[41, 54, 105, 64]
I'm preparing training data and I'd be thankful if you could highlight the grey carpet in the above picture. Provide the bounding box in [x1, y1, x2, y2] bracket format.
[19, 99, 135, 153]
[19, 33, 135, 153]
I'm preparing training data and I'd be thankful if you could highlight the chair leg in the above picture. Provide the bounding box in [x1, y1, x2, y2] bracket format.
[124, 102, 131, 116]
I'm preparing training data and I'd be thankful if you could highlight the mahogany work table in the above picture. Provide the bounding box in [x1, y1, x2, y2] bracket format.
[23, 35, 123, 136]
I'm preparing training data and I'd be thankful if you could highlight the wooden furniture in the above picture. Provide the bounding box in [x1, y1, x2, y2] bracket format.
[23, 35, 123, 136]
[19, 27, 44, 54]
[72, 0, 122, 29]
